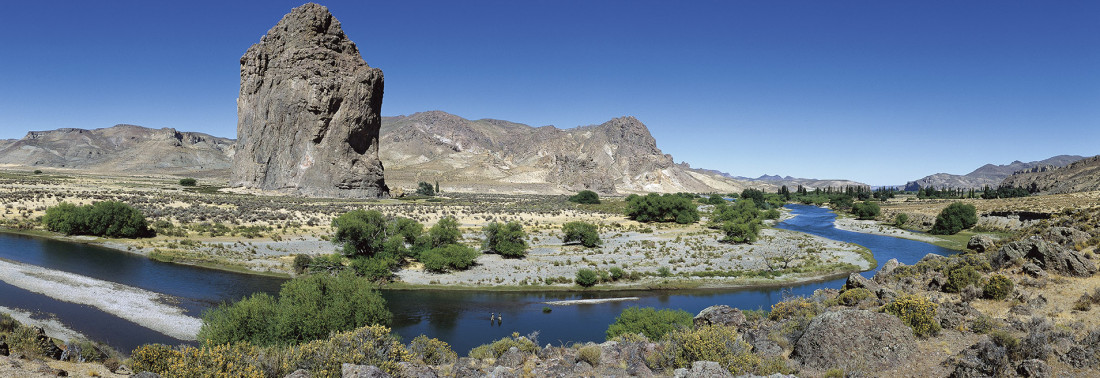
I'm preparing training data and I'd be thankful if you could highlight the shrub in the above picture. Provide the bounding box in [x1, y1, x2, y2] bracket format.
[562, 221, 601, 248]
[944, 264, 981, 293]
[292, 254, 313, 275]
[930, 202, 978, 235]
[763, 208, 781, 220]
[179, 178, 197, 186]
[1073, 294, 1092, 311]
[609, 267, 624, 280]
[419, 244, 479, 272]
[408, 335, 457, 365]
[768, 297, 820, 321]
[577, 344, 602, 366]
[42, 201, 154, 238]
[468, 333, 537, 359]
[837, 288, 873, 306]
[156, 343, 266, 378]
[882, 294, 940, 337]
[128, 344, 178, 375]
[33, 169, 42, 174]
[646, 325, 761, 375]
[103, 357, 121, 373]
[983, 275, 1013, 300]
[568, 190, 601, 204]
[575, 268, 599, 287]
[712, 200, 763, 244]
[625, 193, 699, 224]
[415, 181, 435, 196]
[198, 270, 391, 346]
[482, 221, 528, 257]
[657, 266, 672, 277]
[605, 307, 692, 341]
[284, 325, 410, 377]
[893, 213, 909, 228]
[970, 315, 998, 334]
[851, 200, 881, 220]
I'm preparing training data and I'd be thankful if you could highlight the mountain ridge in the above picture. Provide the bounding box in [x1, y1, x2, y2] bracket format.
[903, 155, 1084, 190]
[1001, 155, 1100, 194]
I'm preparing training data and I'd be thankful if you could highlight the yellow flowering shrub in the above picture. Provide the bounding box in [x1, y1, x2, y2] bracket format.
[577, 344, 602, 366]
[837, 288, 873, 306]
[646, 325, 761, 375]
[768, 297, 819, 321]
[162, 343, 266, 378]
[408, 335, 457, 365]
[282, 324, 410, 377]
[882, 294, 940, 337]
[468, 332, 537, 359]
[128, 344, 180, 374]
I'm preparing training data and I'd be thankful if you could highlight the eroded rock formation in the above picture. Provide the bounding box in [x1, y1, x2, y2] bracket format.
[232, 3, 388, 198]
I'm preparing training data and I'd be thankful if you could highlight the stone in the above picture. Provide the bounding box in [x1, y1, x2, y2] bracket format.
[742, 329, 784, 357]
[0, 342, 7, 356]
[397, 362, 438, 378]
[993, 239, 1095, 277]
[341, 363, 391, 378]
[496, 347, 526, 368]
[1022, 262, 1047, 278]
[673, 361, 733, 378]
[1044, 227, 1090, 248]
[233, 3, 388, 198]
[283, 369, 312, 378]
[487, 366, 517, 378]
[967, 235, 995, 253]
[32, 327, 62, 360]
[692, 305, 746, 328]
[1016, 359, 1051, 378]
[948, 339, 1011, 378]
[843, 272, 880, 292]
[791, 309, 916, 371]
[873, 258, 901, 283]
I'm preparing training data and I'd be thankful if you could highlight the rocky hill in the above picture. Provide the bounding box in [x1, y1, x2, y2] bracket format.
[1001, 155, 1100, 194]
[379, 111, 759, 194]
[691, 168, 868, 191]
[903, 155, 1083, 191]
[0, 124, 234, 176]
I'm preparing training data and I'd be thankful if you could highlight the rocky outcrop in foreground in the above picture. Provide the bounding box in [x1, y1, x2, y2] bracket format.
[232, 3, 388, 198]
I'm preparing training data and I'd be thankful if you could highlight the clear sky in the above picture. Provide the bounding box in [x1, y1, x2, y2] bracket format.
[1, 1, 1097, 185]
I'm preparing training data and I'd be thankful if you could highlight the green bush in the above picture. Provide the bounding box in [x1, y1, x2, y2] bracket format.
[930, 202, 978, 235]
[944, 264, 981, 293]
[575, 268, 599, 287]
[625, 193, 699, 224]
[712, 200, 763, 244]
[646, 325, 761, 375]
[482, 221, 528, 257]
[349, 255, 396, 282]
[419, 244, 480, 272]
[983, 274, 1014, 300]
[851, 200, 881, 220]
[415, 181, 435, 196]
[562, 221, 601, 248]
[292, 254, 313, 275]
[179, 178, 197, 186]
[837, 288, 873, 306]
[893, 213, 909, 228]
[408, 335, 457, 365]
[657, 266, 673, 277]
[198, 270, 391, 346]
[763, 208, 781, 220]
[605, 307, 692, 340]
[882, 294, 940, 337]
[609, 267, 624, 280]
[568, 190, 601, 204]
[42, 201, 154, 238]
[577, 344, 602, 366]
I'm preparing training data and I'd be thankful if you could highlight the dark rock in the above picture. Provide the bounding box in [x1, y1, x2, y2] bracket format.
[673, 361, 733, 378]
[341, 363, 391, 378]
[1044, 227, 1090, 248]
[1060, 346, 1097, 368]
[0, 342, 7, 356]
[496, 347, 526, 368]
[692, 305, 746, 328]
[1022, 262, 1047, 278]
[283, 369, 312, 378]
[1016, 359, 1051, 378]
[967, 235, 995, 253]
[487, 366, 517, 378]
[928, 273, 947, 291]
[948, 339, 1012, 378]
[876, 287, 898, 301]
[937, 301, 981, 331]
[742, 329, 784, 357]
[873, 258, 901, 283]
[232, 3, 388, 198]
[32, 327, 62, 360]
[843, 272, 880, 292]
[792, 309, 915, 371]
[993, 239, 1095, 277]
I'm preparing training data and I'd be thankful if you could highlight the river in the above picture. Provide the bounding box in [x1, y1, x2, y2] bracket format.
[0, 204, 955, 354]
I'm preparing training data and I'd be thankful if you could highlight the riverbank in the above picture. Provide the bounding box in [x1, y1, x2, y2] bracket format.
[0, 257, 200, 341]
[832, 216, 943, 244]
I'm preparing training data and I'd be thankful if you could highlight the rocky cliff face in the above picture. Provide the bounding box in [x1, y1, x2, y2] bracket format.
[0, 124, 234, 175]
[379, 111, 757, 194]
[1001, 155, 1100, 194]
[903, 155, 1083, 191]
[231, 3, 388, 198]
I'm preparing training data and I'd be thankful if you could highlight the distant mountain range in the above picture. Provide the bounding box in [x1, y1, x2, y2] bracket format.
[903, 155, 1085, 191]
[1001, 155, 1100, 194]
[688, 167, 868, 191]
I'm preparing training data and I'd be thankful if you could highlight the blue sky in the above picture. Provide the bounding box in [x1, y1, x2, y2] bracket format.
[1, 1, 1097, 185]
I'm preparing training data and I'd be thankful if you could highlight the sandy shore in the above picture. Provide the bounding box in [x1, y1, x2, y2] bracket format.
[0, 258, 200, 340]
[0, 305, 88, 343]
[833, 217, 942, 243]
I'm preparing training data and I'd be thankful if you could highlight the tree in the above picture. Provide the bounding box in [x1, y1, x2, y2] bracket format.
[893, 213, 909, 228]
[605, 307, 693, 340]
[625, 193, 699, 224]
[428, 216, 462, 248]
[416, 181, 436, 196]
[419, 244, 480, 272]
[711, 200, 762, 244]
[41, 201, 153, 238]
[568, 190, 601, 204]
[331, 210, 389, 257]
[740, 189, 766, 208]
[851, 200, 881, 220]
[930, 202, 978, 235]
[575, 268, 599, 287]
[482, 221, 528, 257]
[562, 221, 601, 248]
[179, 178, 197, 186]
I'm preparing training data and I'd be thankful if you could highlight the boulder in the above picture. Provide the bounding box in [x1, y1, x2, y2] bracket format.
[1044, 227, 1090, 248]
[1016, 359, 1051, 378]
[791, 310, 916, 371]
[496, 347, 526, 368]
[873, 258, 901, 283]
[993, 239, 1095, 277]
[232, 3, 389, 198]
[843, 273, 880, 292]
[397, 362, 438, 378]
[948, 339, 1011, 378]
[32, 327, 62, 360]
[672, 361, 733, 378]
[283, 369, 311, 378]
[341, 364, 391, 378]
[692, 305, 746, 328]
[967, 235, 996, 253]
[487, 366, 517, 378]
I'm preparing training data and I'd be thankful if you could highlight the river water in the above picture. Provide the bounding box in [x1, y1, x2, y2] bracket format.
[0, 204, 955, 354]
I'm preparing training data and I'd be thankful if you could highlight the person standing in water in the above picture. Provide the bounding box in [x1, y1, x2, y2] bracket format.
[490, 312, 496, 325]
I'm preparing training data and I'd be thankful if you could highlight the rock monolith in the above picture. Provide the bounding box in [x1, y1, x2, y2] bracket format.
[232, 3, 388, 197]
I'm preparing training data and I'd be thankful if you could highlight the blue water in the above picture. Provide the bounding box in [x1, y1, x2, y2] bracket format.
[0, 205, 956, 354]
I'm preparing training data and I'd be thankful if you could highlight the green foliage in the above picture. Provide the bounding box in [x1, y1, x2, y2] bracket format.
[292, 254, 312, 275]
[562, 221, 601, 248]
[837, 288, 873, 306]
[983, 274, 1014, 300]
[712, 200, 763, 244]
[646, 325, 762, 375]
[179, 178, 197, 186]
[349, 255, 396, 282]
[768, 297, 820, 321]
[332, 210, 427, 261]
[882, 294, 940, 337]
[763, 208, 781, 220]
[624, 193, 700, 224]
[416, 181, 436, 196]
[419, 244, 480, 272]
[944, 264, 981, 293]
[930, 202, 978, 235]
[33, 169, 42, 174]
[657, 266, 672, 277]
[609, 266, 624, 280]
[308, 254, 346, 274]
[894, 213, 909, 228]
[428, 216, 462, 248]
[577, 344, 602, 366]
[198, 271, 391, 346]
[740, 188, 767, 208]
[851, 200, 881, 220]
[468, 333, 537, 359]
[42, 201, 154, 238]
[705, 195, 727, 205]
[482, 221, 528, 257]
[408, 335, 457, 365]
[568, 190, 601, 204]
[606, 307, 693, 341]
[575, 268, 599, 287]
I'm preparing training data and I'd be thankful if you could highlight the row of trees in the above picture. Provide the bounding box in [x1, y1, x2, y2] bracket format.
[42, 201, 154, 238]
